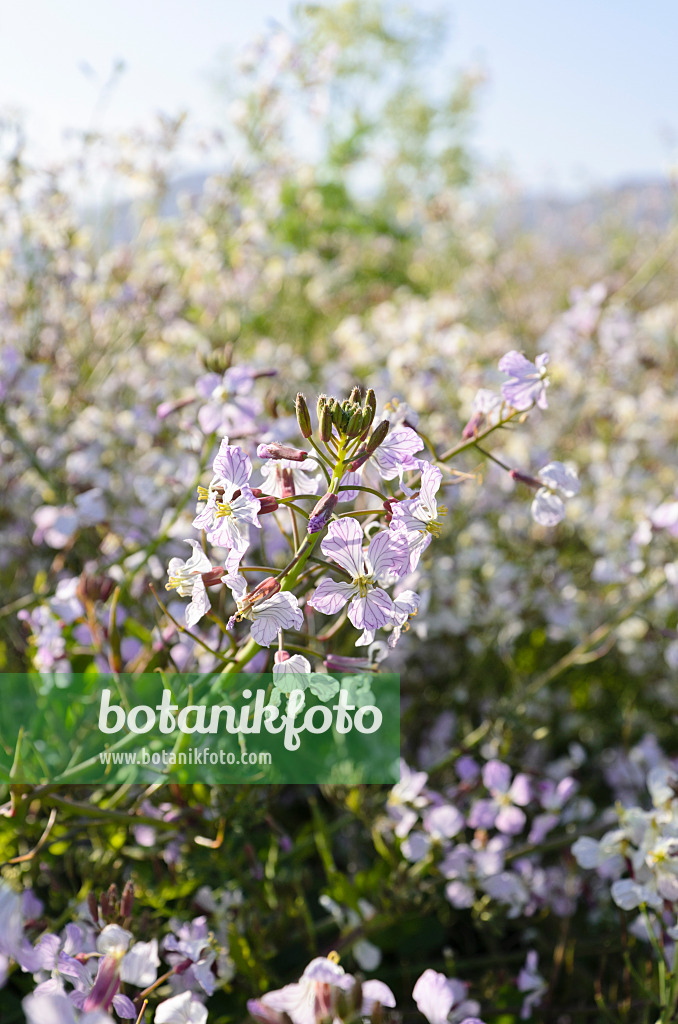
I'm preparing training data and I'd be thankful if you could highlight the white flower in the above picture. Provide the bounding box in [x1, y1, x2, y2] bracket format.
[155, 991, 208, 1024]
[390, 463, 447, 570]
[531, 462, 580, 527]
[193, 439, 261, 553]
[165, 540, 213, 627]
[611, 878, 662, 911]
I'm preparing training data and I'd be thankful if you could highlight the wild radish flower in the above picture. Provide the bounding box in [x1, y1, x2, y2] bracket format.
[193, 439, 261, 552]
[516, 951, 547, 1021]
[165, 540, 218, 628]
[308, 518, 409, 636]
[250, 955, 394, 1024]
[259, 458, 321, 499]
[196, 366, 259, 436]
[511, 462, 580, 527]
[225, 573, 303, 646]
[413, 968, 482, 1024]
[368, 426, 424, 482]
[498, 351, 550, 411]
[23, 991, 115, 1024]
[155, 991, 208, 1024]
[468, 760, 531, 835]
[390, 463, 447, 570]
[163, 917, 216, 996]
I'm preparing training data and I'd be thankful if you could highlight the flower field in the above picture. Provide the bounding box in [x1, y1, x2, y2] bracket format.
[2, 4, 678, 1022]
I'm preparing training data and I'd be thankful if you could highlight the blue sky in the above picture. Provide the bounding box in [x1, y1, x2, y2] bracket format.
[1, 0, 676, 193]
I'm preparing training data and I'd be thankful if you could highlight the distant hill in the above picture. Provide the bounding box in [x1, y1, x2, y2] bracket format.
[91, 171, 678, 249]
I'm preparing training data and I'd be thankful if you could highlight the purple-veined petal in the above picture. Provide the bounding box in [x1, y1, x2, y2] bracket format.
[320, 517, 365, 578]
[307, 578, 356, 615]
[213, 440, 252, 490]
[348, 588, 393, 631]
[366, 530, 409, 584]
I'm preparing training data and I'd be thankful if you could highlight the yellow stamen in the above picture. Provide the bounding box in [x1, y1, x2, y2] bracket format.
[216, 501, 233, 518]
[197, 485, 210, 501]
[327, 950, 340, 964]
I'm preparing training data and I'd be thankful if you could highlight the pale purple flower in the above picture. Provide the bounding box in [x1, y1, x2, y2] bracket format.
[155, 991, 208, 1024]
[370, 426, 424, 482]
[516, 951, 547, 1021]
[254, 956, 352, 1024]
[163, 917, 217, 995]
[23, 991, 114, 1024]
[387, 760, 429, 838]
[530, 462, 580, 527]
[196, 366, 259, 436]
[165, 540, 214, 628]
[413, 969, 481, 1024]
[423, 803, 465, 841]
[308, 518, 409, 637]
[651, 499, 678, 537]
[390, 463, 446, 570]
[498, 351, 549, 411]
[225, 573, 303, 646]
[528, 777, 578, 843]
[193, 439, 261, 552]
[468, 760, 531, 835]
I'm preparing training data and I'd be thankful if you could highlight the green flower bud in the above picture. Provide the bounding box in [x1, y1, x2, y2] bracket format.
[346, 408, 364, 437]
[319, 404, 334, 442]
[361, 405, 375, 432]
[296, 393, 312, 438]
[349, 385, 362, 404]
[366, 418, 389, 453]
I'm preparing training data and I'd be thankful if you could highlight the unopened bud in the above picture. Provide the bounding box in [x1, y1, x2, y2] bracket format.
[364, 388, 377, 416]
[77, 574, 115, 604]
[274, 650, 291, 665]
[296, 394, 312, 438]
[346, 408, 364, 437]
[257, 443, 309, 462]
[319, 404, 333, 442]
[349, 420, 389, 470]
[349, 385, 362, 403]
[120, 881, 134, 919]
[361, 404, 375, 432]
[331, 401, 346, 430]
[87, 892, 99, 924]
[258, 495, 280, 514]
[317, 395, 328, 422]
[367, 419, 389, 452]
[308, 492, 339, 534]
[99, 891, 111, 921]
